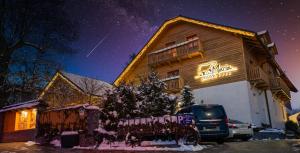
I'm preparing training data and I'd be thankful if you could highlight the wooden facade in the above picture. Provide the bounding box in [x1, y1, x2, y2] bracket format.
[1, 110, 36, 142]
[0, 101, 39, 143]
[2, 111, 16, 133]
[40, 72, 103, 109]
[122, 22, 247, 91]
[114, 16, 297, 104]
[38, 107, 85, 134]
[0, 71, 111, 142]
[42, 76, 89, 108]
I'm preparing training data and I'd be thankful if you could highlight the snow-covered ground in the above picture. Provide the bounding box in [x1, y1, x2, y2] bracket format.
[50, 139, 61, 147]
[259, 128, 285, 134]
[24, 141, 39, 146]
[74, 140, 206, 151]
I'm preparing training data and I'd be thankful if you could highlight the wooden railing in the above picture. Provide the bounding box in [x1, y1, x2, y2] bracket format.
[248, 67, 269, 88]
[148, 39, 203, 66]
[160, 76, 182, 92]
[270, 77, 291, 100]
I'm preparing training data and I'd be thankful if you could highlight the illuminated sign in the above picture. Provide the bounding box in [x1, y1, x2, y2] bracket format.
[194, 61, 237, 81]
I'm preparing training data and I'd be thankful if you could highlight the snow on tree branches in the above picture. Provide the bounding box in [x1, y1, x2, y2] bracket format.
[137, 72, 176, 117]
[180, 85, 194, 108]
[100, 72, 177, 131]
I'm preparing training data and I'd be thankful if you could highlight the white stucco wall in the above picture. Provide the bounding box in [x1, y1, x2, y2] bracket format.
[192, 80, 286, 129]
[266, 91, 286, 129]
[247, 85, 269, 127]
[192, 80, 253, 124]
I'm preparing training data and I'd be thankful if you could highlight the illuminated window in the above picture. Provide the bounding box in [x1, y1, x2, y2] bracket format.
[15, 109, 37, 131]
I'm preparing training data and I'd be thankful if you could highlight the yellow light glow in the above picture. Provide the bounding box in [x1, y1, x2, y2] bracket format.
[113, 16, 255, 86]
[15, 109, 37, 131]
[39, 72, 84, 99]
[194, 61, 238, 81]
[21, 110, 28, 118]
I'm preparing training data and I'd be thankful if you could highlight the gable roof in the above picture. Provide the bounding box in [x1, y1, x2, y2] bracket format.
[113, 15, 297, 93]
[39, 71, 112, 99]
[113, 16, 256, 86]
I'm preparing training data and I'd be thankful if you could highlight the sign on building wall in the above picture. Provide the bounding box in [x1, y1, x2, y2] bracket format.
[194, 61, 238, 81]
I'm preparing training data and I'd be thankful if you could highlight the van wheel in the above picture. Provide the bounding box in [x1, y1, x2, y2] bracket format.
[216, 139, 225, 144]
[186, 135, 198, 146]
[241, 137, 251, 141]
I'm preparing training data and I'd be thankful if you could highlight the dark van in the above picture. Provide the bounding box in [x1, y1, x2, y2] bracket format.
[177, 104, 229, 143]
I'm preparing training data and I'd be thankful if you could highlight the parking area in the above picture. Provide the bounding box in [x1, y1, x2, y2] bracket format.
[0, 140, 300, 153]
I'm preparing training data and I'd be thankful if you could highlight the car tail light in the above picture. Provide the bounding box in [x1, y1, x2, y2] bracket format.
[225, 117, 229, 124]
[228, 123, 238, 129]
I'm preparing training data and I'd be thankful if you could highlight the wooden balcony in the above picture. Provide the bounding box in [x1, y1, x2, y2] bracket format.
[270, 77, 291, 101]
[160, 76, 183, 93]
[148, 39, 203, 66]
[248, 67, 269, 89]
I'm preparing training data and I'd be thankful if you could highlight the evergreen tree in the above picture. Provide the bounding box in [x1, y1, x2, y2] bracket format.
[116, 82, 138, 118]
[137, 72, 176, 117]
[180, 85, 194, 108]
[101, 89, 121, 131]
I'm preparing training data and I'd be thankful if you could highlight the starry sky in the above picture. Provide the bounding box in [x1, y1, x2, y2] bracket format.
[59, 0, 300, 108]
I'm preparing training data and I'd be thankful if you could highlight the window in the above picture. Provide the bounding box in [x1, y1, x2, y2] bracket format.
[165, 41, 177, 57]
[167, 70, 179, 78]
[186, 34, 198, 50]
[186, 34, 197, 41]
[15, 108, 37, 131]
[192, 105, 226, 120]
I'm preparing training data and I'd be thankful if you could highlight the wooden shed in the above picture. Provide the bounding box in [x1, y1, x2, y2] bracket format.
[0, 100, 40, 142]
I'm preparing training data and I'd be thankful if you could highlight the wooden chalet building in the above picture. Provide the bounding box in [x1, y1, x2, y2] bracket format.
[0, 71, 111, 142]
[114, 16, 297, 129]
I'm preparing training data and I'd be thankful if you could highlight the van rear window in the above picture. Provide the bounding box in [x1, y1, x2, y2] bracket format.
[193, 106, 225, 120]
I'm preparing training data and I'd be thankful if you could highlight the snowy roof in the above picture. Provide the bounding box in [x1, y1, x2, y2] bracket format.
[257, 30, 267, 35]
[0, 99, 39, 113]
[60, 71, 112, 96]
[46, 103, 100, 112]
[267, 42, 275, 48]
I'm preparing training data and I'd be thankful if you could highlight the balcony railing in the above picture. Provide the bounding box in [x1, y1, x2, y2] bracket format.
[148, 38, 203, 66]
[248, 67, 269, 88]
[160, 76, 182, 92]
[270, 77, 291, 100]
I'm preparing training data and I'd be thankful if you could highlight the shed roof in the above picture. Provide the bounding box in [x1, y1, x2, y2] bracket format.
[0, 99, 39, 113]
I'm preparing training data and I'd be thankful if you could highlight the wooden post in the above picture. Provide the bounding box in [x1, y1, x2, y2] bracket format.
[0, 113, 4, 142]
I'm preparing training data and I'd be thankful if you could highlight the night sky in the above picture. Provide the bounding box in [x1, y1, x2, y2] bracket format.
[59, 0, 300, 108]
